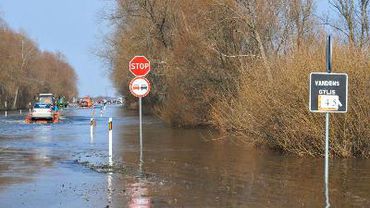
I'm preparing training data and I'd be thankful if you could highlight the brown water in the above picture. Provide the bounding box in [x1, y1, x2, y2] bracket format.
[0, 107, 369, 207]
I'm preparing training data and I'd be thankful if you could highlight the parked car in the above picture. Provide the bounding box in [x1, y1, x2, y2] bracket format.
[31, 103, 54, 119]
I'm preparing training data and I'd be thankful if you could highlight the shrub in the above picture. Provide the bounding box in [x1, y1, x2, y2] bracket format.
[211, 43, 370, 158]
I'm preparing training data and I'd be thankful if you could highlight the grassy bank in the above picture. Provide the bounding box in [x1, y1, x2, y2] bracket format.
[211, 44, 370, 158]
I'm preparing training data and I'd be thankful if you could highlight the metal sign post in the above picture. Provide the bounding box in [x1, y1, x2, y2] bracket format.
[325, 35, 332, 208]
[128, 56, 151, 173]
[130, 79, 150, 171]
[309, 35, 349, 208]
[139, 97, 143, 169]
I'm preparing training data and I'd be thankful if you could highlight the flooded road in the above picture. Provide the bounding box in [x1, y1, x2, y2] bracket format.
[0, 106, 369, 207]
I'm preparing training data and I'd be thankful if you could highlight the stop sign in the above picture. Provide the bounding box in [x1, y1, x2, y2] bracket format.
[129, 56, 151, 77]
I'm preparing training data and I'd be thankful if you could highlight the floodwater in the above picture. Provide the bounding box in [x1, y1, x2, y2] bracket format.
[0, 106, 369, 207]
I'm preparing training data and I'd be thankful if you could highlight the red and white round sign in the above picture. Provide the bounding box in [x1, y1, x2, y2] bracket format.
[129, 56, 151, 77]
[129, 77, 151, 98]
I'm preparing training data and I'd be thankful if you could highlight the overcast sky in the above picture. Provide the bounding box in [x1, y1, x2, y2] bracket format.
[0, 0, 116, 97]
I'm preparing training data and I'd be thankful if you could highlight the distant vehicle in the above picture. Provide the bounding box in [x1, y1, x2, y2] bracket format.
[31, 103, 54, 119]
[116, 97, 123, 104]
[79, 97, 93, 108]
[38, 93, 55, 105]
[57, 96, 68, 108]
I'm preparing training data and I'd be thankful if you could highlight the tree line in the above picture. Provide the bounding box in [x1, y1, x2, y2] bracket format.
[104, 0, 370, 157]
[0, 17, 78, 110]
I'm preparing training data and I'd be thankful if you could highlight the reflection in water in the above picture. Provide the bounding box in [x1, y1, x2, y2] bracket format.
[90, 126, 94, 144]
[128, 180, 151, 208]
[139, 160, 144, 179]
[139, 143, 143, 175]
[34, 125, 52, 161]
[115, 116, 370, 208]
[107, 172, 113, 205]
[90, 132, 94, 144]
[35, 124, 52, 141]
[133, 141, 150, 208]
[0, 148, 54, 188]
[325, 180, 330, 208]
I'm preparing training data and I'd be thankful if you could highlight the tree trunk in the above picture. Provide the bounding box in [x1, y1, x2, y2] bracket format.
[254, 29, 273, 82]
[12, 87, 19, 109]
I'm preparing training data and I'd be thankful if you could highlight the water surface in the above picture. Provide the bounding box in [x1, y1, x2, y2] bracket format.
[0, 107, 369, 207]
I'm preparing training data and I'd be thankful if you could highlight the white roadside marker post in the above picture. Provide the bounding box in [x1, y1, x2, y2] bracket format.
[90, 118, 94, 141]
[90, 109, 96, 143]
[4, 101, 7, 117]
[108, 117, 113, 166]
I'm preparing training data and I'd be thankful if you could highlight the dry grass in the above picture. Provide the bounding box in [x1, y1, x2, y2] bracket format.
[211, 44, 370, 158]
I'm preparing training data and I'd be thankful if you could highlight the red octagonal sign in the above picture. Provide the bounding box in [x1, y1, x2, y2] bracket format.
[129, 56, 151, 77]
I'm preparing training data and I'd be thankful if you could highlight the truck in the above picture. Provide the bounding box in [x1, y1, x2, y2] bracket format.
[38, 93, 55, 105]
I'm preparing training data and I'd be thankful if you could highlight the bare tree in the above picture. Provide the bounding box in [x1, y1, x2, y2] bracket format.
[330, 0, 356, 44]
[329, 0, 370, 47]
[290, 0, 314, 49]
[359, 0, 370, 47]
[0, 21, 78, 109]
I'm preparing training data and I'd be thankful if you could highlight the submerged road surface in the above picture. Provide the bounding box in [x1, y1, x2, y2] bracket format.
[0, 106, 369, 207]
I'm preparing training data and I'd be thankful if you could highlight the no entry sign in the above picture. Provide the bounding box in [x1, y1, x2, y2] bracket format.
[129, 77, 151, 98]
[309, 72, 348, 113]
[129, 56, 151, 77]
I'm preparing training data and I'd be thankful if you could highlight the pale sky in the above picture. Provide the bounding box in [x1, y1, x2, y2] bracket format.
[0, 0, 116, 97]
[0, 0, 333, 98]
